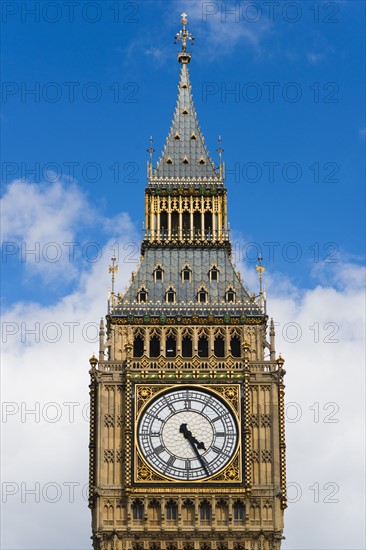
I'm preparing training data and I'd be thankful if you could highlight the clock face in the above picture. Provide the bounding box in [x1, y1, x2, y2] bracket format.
[137, 387, 238, 481]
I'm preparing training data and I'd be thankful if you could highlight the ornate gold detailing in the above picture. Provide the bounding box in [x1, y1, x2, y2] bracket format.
[174, 13, 195, 64]
[133, 384, 242, 484]
[108, 257, 118, 308]
[111, 314, 263, 326]
[210, 453, 240, 482]
[88, 364, 97, 509]
[125, 377, 133, 487]
[243, 370, 252, 492]
[136, 385, 163, 413]
[212, 385, 239, 410]
[136, 454, 166, 482]
[277, 355, 287, 509]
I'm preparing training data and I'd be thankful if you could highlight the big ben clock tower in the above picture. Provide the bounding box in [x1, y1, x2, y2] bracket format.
[89, 14, 287, 550]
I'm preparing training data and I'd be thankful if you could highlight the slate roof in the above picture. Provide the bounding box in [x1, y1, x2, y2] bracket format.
[112, 248, 262, 317]
[152, 63, 220, 181]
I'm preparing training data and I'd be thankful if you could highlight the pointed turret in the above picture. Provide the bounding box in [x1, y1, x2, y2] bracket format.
[152, 14, 219, 182]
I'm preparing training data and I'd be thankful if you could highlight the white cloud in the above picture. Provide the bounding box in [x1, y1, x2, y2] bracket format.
[1, 178, 95, 284]
[1, 202, 138, 548]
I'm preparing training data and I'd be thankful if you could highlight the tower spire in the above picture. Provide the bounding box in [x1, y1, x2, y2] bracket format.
[153, 13, 217, 181]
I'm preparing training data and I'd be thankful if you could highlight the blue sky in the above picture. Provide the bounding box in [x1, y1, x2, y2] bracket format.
[1, 2, 365, 549]
[2, 0, 365, 306]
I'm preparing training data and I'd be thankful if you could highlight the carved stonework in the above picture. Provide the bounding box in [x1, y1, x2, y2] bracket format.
[251, 450, 260, 463]
[261, 414, 272, 428]
[250, 414, 259, 427]
[261, 450, 272, 463]
[104, 414, 115, 427]
[104, 449, 114, 463]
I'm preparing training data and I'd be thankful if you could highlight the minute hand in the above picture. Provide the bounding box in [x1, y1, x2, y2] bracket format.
[179, 424, 210, 476]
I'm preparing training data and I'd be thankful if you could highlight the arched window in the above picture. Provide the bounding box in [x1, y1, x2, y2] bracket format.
[150, 334, 160, 357]
[138, 287, 148, 303]
[198, 286, 208, 303]
[166, 286, 176, 304]
[154, 265, 164, 282]
[182, 212, 190, 235]
[199, 500, 211, 522]
[209, 266, 219, 282]
[132, 499, 144, 520]
[166, 335, 176, 358]
[182, 265, 192, 282]
[233, 501, 245, 521]
[226, 287, 236, 302]
[204, 212, 212, 233]
[148, 499, 160, 524]
[166, 500, 178, 521]
[193, 212, 201, 235]
[182, 335, 192, 358]
[171, 212, 179, 234]
[182, 499, 194, 525]
[133, 334, 144, 357]
[198, 335, 208, 358]
[230, 335, 241, 358]
[216, 499, 228, 525]
[214, 334, 225, 357]
[160, 212, 168, 234]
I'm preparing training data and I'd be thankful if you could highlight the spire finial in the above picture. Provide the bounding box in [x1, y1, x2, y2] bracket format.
[109, 256, 118, 306]
[256, 255, 266, 313]
[147, 136, 155, 178]
[217, 135, 224, 180]
[174, 13, 195, 64]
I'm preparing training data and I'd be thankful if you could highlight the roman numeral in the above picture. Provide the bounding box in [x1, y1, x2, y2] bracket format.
[201, 397, 213, 412]
[167, 456, 176, 467]
[212, 414, 228, 423]
[154, 445, 164, 454]
[215, 432, 225, 437]
[212, 446, 221, 454]
[163, 397, 175, 413]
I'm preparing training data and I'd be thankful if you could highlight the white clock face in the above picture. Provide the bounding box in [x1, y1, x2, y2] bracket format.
[137, 388, 238, 481]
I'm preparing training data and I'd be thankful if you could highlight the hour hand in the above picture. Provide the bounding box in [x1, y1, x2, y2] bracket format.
[179, 423, 210, 476]
[179, 423, 206, 450]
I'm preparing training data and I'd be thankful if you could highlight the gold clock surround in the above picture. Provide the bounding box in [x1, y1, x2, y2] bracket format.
[133, 383, 243, 484]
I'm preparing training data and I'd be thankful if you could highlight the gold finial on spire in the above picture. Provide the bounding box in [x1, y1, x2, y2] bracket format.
[217, 135, 224, 180]
[147, 136, 155, 178]
[109, 256, 118, 306]
[256, 254, 266, 312]
[174, 13, 195, 64]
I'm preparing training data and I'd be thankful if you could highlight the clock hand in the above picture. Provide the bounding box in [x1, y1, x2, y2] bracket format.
[179, 424, 210, 476]
[179, 423, 206, 450]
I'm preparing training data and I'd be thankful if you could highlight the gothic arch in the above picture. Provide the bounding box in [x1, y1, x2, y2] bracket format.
[216, 498, 229, 524]
[148, 498, 161, 523]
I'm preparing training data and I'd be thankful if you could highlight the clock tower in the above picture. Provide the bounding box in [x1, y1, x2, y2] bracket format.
[89, 14, 287, 550]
